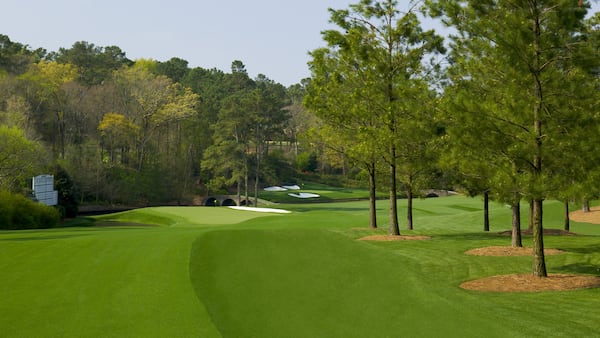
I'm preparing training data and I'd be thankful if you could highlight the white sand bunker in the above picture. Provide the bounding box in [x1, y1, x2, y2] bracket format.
[288, 192, 320, 198]
[264, 185, 301, 191]
[264, 186, 288, 192]
[228, 206, 291, 214]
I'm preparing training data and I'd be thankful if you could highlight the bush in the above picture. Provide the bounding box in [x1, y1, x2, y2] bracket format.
[296, 152, 318, 173]
[54, 165, 80, 218]
[0, 191, 60, 230]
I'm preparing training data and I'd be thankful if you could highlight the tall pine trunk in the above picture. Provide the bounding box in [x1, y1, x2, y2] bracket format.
[389, 152, 400, 235]
[386, 40, 399, 236]
[532, 199, 547, 276]
[368, 161, 377, 229]
[530, 0, 547, 277]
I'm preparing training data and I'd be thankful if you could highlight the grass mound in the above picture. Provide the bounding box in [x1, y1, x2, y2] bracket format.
[94, 205, 284, 227]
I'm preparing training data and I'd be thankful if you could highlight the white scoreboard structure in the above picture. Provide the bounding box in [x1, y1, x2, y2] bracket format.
[32, 174, 58, 206]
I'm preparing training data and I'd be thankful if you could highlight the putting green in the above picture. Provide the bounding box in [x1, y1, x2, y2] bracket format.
[95, 206, 287, 227]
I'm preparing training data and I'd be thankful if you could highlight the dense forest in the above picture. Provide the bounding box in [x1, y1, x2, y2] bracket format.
[0, 35, 330, 210]
[1, 0, 600, 265]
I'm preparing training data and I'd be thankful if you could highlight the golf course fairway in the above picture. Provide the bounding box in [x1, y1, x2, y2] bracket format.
[1, 196, 599, 337]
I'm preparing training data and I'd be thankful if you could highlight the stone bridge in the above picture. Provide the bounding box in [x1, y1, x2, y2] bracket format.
[421, 189, 457, 198]
[200, 195, 253, 206]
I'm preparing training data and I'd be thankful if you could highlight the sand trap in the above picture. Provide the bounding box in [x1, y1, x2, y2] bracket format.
[282, 185, 301, 190]
[288, 192, 320, 198]
[228, 206, 291, 214]
[264, 186, 288, 192]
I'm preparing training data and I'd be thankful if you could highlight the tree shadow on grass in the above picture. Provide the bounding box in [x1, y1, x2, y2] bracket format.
[0, 234, 90, 241]
[558, 243, 600, 255]
[433, 232, 509, 241]
[554, 263, 600, 276]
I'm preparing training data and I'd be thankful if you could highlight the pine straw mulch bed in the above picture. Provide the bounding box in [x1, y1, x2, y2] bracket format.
[357, 207, 600, 292]
[465, 246, 564, 256]
[460, 273, 600, 292]
[461, 208, 600, 292]
[569, 205, 600, 224]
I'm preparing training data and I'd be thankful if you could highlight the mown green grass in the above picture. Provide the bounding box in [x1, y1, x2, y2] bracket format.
[94, 206, 279, 227]
[1, 196, 599, 337]
[258, 181, 387, 203]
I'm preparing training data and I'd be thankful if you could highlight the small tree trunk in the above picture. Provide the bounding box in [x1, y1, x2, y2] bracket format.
[407, 186, 413, 230]
[254, 127, 261, 208]
[582, 199, 591, 213]
[254, 165, 259, 208]
[237, 180, 241, 206]
[244, 173, 249, 206]
[368, 161, 377, 229]
[483, 191, 490, 232]
[511, 200, 522, 247]
[564, 200, 570, 231]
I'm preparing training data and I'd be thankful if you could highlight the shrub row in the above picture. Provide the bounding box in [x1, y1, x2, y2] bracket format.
[0, 191, 60, 230]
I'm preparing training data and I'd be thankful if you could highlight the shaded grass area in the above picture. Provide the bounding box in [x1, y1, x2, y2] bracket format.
[0, 227, 221, 337]
[1, 196, 599, 337]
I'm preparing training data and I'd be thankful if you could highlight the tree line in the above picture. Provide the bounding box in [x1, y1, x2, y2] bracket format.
[0, 37, 322, 209]
[305, 0, 600, 277]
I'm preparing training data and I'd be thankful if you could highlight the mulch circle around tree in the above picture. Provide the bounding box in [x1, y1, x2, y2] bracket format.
[462, 208, 600, 292]
[465, 246, 564, 256]
[460, 273, 600, 292]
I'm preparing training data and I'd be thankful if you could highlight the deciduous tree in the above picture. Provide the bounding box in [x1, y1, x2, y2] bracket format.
[307, 0, 444, 234]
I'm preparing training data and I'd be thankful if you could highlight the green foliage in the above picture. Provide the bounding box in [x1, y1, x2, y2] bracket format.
[296, 151, 318, 173]
[54, 164, 79, 218]
[306, 0, 446, 234]
[0, 190, 60, 229]
[155, 57, 189, 83]
[0, 34, 42, 75]
[261, 150, 296, 185]
[0, 125, 44, 192]
[51, 41, 131, 85]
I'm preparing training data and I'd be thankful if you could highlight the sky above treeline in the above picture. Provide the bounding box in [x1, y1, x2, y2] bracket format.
[1, 0, 599, 86]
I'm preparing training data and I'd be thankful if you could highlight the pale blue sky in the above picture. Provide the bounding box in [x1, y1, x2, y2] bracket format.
[1, 1, 598, 86]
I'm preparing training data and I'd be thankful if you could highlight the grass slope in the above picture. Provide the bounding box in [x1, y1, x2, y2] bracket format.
[0, 227, 221, 337]
[1, 196, 599, 337]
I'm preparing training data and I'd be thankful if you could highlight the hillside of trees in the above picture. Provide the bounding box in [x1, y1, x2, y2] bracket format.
[0, 36, 334, 209]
